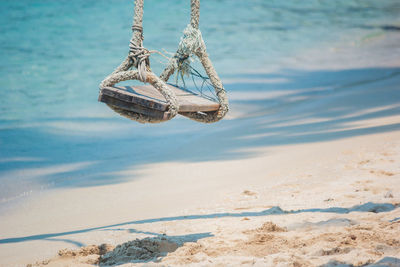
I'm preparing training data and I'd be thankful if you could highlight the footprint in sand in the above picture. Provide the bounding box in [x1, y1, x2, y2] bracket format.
[369, 169, 395, 176]
[242, 190, 258, 197]
[358, 159, 372, 165]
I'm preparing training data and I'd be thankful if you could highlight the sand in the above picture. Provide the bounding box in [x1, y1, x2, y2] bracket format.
[1, 30, 400, 267]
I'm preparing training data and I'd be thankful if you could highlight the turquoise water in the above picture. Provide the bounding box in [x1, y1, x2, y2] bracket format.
[1, 0, 400, 121]
[0, 0, 399, 203]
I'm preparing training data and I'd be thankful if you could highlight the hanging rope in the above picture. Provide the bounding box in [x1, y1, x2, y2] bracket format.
[160, 0, 229, 123]
[99, 0, 178, 123]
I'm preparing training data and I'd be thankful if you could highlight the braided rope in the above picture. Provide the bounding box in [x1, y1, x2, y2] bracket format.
[99, 0, 178, 123]
[160, 0, 229, 123]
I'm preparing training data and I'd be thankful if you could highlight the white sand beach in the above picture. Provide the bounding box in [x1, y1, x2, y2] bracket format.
[1, 28, 400, 267]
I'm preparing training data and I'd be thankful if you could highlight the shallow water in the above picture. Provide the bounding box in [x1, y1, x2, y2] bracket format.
[0, 0, 399, 205]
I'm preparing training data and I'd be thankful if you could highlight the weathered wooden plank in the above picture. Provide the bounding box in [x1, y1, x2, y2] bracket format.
[133, 84, 220, 112]
[98, 92, 169, 120]
[101, 86, 168, 111]
[99, 84, 220, 114]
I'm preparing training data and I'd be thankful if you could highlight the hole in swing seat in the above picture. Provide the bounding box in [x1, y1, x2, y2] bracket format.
[98, 84, 220, 119]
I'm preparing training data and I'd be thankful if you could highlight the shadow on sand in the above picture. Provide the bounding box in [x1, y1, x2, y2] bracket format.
[0, 202, 397, 245]
[1, 67, 400, 197]
[320, 257, 400, 267]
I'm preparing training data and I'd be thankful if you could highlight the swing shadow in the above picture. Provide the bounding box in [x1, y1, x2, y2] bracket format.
[0, 201, 396, 244]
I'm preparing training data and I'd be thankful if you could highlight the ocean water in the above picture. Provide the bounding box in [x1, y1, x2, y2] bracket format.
[0, 0, 399, 205]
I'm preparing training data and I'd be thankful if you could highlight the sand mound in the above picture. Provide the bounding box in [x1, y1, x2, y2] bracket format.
[254, 221, 287, 232]
[28, 237, 180, 266]
[99, 236, 179, 265]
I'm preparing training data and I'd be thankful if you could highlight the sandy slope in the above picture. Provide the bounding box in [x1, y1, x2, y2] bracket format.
[26, 132, 400, 267]
[1, 32, 400, 267]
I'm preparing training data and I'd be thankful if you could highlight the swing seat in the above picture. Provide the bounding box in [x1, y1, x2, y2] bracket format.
[99, 84, 220, 121]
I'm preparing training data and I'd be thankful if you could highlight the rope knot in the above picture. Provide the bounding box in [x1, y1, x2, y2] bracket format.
[179, 24, 205, 56]
[131, 25, 144, 40]
[129, 41, 150, 82]
[167, 24, 207, 78]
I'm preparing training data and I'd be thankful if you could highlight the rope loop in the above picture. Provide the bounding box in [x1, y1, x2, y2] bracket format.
[159, 20, 229, 123]
[131, 25, 143, 33]
[131, 25, 144, 41]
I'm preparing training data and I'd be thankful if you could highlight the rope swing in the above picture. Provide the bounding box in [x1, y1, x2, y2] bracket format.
[99, 0, 229, 123]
